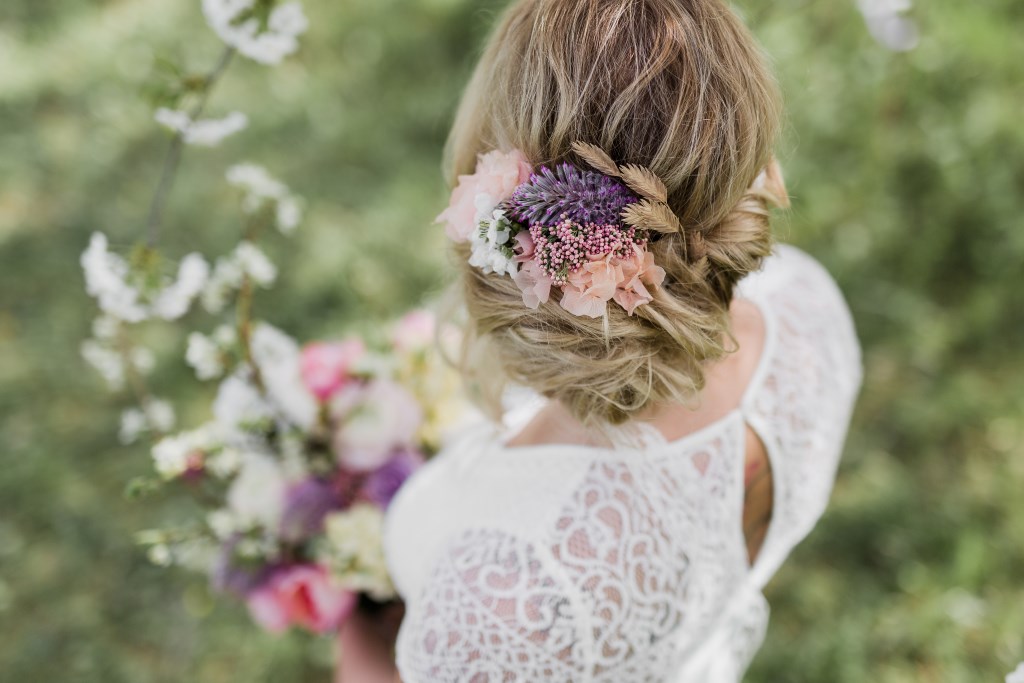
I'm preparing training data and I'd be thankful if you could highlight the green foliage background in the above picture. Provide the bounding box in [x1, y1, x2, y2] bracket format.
[0, 0, 1021, 681]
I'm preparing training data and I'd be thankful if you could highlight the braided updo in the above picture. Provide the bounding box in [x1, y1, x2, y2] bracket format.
[445, 0, 789, 426]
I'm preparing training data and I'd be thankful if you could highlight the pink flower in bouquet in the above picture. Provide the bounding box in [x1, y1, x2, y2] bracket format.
[436, 149, 532, 243]
[613, 245, 666, 315]
[390, 310, 435, 353]
[247, 564, 356, 634]
[300, 339, 366, 402]
[332, 379, 423, 471]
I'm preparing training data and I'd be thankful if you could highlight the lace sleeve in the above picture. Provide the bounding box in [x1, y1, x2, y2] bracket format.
[738, 244, 864, 565]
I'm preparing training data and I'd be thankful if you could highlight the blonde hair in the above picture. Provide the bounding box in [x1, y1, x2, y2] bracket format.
[445, 0, 789, 426]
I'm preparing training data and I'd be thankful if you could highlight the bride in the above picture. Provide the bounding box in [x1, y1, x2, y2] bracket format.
[341, 0, 862, 680]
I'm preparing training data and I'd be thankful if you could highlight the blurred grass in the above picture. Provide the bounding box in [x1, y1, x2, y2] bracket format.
[0, 0, 1022, 681]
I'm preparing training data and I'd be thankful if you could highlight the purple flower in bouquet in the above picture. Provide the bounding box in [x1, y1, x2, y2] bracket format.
[279, 477, 343, 543]
[507, 163, 638, 227]
[211, 536, 277, 597]
[359, 448, 424, 508]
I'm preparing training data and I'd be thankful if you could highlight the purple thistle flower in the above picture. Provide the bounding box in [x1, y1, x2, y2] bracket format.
[507, 163, 639, 227]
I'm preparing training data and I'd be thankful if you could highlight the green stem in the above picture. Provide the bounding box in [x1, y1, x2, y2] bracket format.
[145, 46, 236, 247]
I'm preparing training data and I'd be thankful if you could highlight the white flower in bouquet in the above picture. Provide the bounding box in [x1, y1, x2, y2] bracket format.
[203, 0, 309, 66]
[320, 504, 395, 600]
[234, 242, 277, 286]
[151, 424, 219, 479]
[213, 372, 275, 434]
[206, 446, 244, 479]
[186, 331, 223, 380]
[251, 323, 318, 431]
[154, 108, 249, 147]
[80, 233, 148, 322]
[120, 398, 177, 444]
[1008, 662, 1024, 683]
[227, 452, 288, 530]
[332, 379, 423, 471]
[81, 232, 209, 323]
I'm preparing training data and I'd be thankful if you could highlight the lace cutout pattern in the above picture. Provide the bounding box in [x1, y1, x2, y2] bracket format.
[398, 430, 750, 682]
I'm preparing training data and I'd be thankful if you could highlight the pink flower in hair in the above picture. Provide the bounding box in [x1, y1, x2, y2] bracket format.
[560, 255, 621, 318]
[436, 149, 532, 243]
[246, 564, 356, 634]
[512, 258, 553, 309]
[513, 230, 535, 262]
[613, 245, 666, 315]
[300, 340, 366, 402]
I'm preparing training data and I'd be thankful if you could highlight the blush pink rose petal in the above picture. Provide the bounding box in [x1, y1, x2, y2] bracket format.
[300, 340, 366, 402]
[436, 149, 532, 243]
[247, 564, 356, 634]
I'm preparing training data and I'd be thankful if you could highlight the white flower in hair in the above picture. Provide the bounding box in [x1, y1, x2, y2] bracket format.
[469, 208, 517, 277]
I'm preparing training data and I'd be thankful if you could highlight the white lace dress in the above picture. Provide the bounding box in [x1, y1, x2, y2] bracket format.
[383, 244, 863, 682]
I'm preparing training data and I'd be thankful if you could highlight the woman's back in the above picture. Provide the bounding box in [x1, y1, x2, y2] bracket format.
[384, 243, 863, 682]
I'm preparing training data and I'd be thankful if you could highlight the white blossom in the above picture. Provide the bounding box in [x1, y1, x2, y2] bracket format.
[151, 424, 219, 479]
[207, 508, 238, 540]
[250, 323, 317, 430]
[80, 233, 148, 322]
[275, 195, 302, 234]
[469, 208, 517, 277]
[91, 315, 120, 341]
[147, 544, 173, 567]
[152, 253, 209, 320]
[213, 372, 274, 433]
[154, 108, 249, 147]
[202, 256, 244, 313]
[1008, 663, 1024, 683]
[234, 241, 277, 286]
[131, 347, 156, 374]
[121, 399, 176, 444]
[81, 340, 126, 390]
[226, 452, 287, 530]
[226, 163, 302, 233]
[186, 331, 224, 380]
[145, 398, 176, 433]
[119, 408, 147, 444]
[203, 0, 309, 65]
[81, 232, 209, 322]
[857, 0, 918, 51]
[206, 446, 244, 478]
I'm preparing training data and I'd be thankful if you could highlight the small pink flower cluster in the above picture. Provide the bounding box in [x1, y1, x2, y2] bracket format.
[528, 218, 647, 285]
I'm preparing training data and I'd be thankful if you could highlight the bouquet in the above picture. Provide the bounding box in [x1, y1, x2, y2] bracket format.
[78, 0, 469, 638]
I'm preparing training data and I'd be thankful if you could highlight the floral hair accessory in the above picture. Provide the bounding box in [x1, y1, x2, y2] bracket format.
[439, 142, 673, 318]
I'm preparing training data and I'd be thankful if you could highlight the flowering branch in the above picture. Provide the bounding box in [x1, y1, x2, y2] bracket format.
[146, 46, 236, 247]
